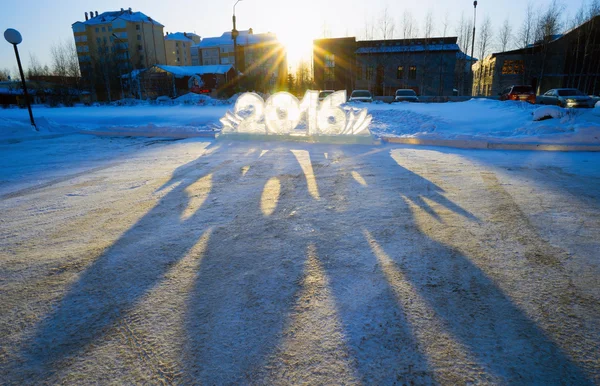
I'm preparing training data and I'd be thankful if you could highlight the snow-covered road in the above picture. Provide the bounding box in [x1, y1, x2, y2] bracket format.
[1, 137, 599, 384]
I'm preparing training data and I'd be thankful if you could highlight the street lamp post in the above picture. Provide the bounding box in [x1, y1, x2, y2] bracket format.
[4, 28, 37, 131]
[232, 0, 243, 82]
[470, 1, 478, 96]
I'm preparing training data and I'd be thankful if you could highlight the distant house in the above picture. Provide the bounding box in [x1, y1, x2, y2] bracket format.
[472, 15, 600, 96]
[314, 36, 467, 97]
[133, 65, 236, 99]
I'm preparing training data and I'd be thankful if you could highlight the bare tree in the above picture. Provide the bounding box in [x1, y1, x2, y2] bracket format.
[497, 18, 512, 52]
[423, 10, 435, 39]
[518, 1, 535, 48]
[401, 10, 418, 39]
[27, 54, 49, 79]
[379, 7, 396, 40]
[438, 12, 450, 96]
[455, 12, 474, 95]
[534, 0, 563, 93]
[476, 16, 493, 95]
[0, 68, 11, 81]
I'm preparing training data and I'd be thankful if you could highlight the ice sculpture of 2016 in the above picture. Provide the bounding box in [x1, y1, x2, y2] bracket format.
[220, 90, 372, 137]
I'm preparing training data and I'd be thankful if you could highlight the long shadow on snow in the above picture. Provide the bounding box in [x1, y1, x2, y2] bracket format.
[16, 142, 252, 378]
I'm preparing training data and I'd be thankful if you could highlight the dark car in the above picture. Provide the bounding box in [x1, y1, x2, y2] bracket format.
[394, 89, 419, 102]
[318, 90, 335, 102]
[348, 90, 373, 103]
[537, 88, 594, 108]
[499, 85, 536, 104]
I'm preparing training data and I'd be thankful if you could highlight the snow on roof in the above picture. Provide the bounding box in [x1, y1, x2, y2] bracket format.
[197, 30, 278, 48]
[356, 43, 460, 55]
[76, 10, 164, 27]
[165, 32, 194, 42]
[155, 65, 234, 77]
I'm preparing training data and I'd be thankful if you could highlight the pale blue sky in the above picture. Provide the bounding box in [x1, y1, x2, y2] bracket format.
[0, 0, 586, 73]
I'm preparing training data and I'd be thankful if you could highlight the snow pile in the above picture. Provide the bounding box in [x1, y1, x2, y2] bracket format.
[174, 93, 233, 106]
[366, 99, 600, 145]
[533, 106, 565, 121]
[1, 99, 599, 145]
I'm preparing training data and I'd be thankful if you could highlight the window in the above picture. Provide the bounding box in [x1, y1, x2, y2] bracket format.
[103, 36, 107, 43]
[366, 66, 374, 81]
[183, 43, 186, 47]
[95, 27, 99, 33]
[501, 60, 524, 75]
[409, 66, 417, 80]
[101, 27, 106, 32]
[108, 26, 112, 32]
[136, 24, 141, 30]
[138, 44, 143, 51]
[73, 24, 86, 33]
[110, 36, 114, 43]
[137, 34, 142, 41]
[74, 35, 88, 42]
[325, 54, 335, 68]
[176, 42, 179, 47]
[96, 37, 101, 43]
[397, 65, 404, 79]
[324, 67, 335, 81]
[113, 19, 126, 29]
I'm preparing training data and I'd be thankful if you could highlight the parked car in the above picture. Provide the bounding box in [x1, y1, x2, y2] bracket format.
[349, 90, 373, 103]
[499, 85, 536, 104]
[394, 89, 419, 102]
[318, 90, 335, 102]
[537, 88, 594, 108]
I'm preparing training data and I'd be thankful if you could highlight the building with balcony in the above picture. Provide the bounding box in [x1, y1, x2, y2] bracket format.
[72, 8, 167, 100]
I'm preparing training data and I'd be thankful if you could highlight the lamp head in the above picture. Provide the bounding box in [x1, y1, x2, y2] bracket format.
[4, 29, 22, 45]
[474, 1, 478, 7]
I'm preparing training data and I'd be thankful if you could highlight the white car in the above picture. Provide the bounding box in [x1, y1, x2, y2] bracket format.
[349, 90, 373, 103]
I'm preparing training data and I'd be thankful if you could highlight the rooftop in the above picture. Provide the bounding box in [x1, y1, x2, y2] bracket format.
[155, 65, 234, 77]
[165, 32, 195, 42]
[74, 8, 164, 27]
[197, 30, 278, 49]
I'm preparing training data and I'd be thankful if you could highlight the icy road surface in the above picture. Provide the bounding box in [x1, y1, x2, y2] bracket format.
[1, 136, 599, 385]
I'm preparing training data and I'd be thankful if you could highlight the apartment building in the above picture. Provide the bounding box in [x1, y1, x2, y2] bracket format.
[72, 7, 167, 99]
[164, 32, 200, 66]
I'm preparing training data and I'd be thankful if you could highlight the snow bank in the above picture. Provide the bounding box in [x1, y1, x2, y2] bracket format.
[1, 99, 599, 146]
[174, 93, 233, 106]
[533, 106, 565, 121]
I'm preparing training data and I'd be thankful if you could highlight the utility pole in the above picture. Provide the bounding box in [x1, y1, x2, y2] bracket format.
[232, 0, 243, 88]
[470, 1, 478, 96]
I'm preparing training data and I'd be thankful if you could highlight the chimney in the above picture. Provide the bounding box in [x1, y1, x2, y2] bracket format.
[184, 32, 187, 37]
[95, 11, 98, 17]
[248, 28, 253, 35]
[90, 11, 94, 18]
[128, 7, 132, 14]
[121, 8, 124, 11]
[85, 12, 88, 21]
